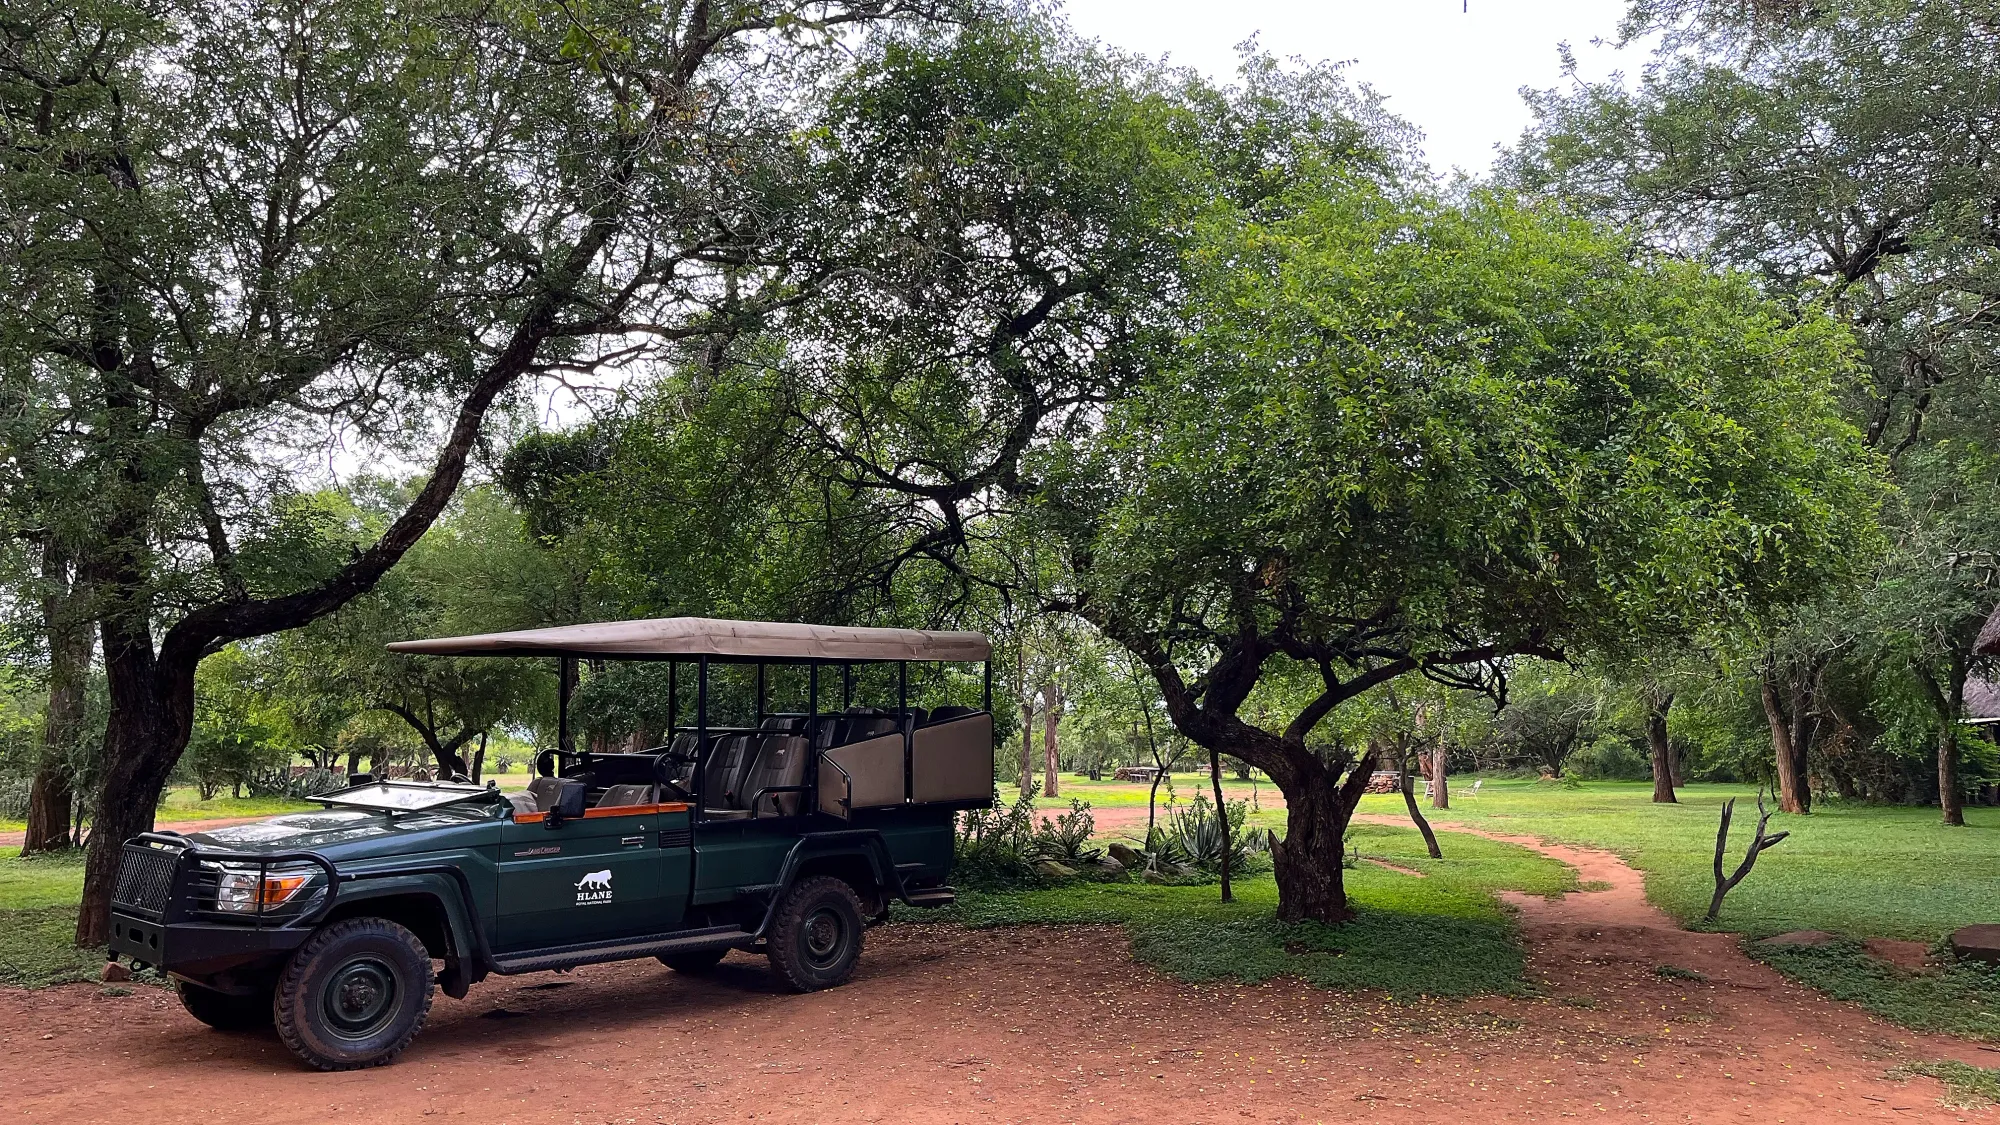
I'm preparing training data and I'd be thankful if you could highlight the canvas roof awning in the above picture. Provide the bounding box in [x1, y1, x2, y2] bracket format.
[386, 616, 991, 663]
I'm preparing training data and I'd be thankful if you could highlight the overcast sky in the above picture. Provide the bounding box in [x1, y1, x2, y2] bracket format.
[1058, 0, 1639, 176]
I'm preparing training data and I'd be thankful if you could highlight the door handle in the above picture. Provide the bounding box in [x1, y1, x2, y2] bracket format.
[621, 835, 646, 848]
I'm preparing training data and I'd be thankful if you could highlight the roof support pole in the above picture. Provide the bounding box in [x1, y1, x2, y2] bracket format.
[696, 655, 709, 809]
[983, 660, 992, 714]
[756, 662, 766, 725]
[557, 656, 576, 763]
[668, 660, 678, 738]
[901, 661, 912, 804]
[842, 663, 852, 710]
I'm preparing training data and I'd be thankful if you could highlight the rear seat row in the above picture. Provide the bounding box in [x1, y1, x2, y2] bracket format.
[506, 706, 988, 818]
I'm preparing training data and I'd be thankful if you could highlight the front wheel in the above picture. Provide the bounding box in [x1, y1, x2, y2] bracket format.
[273, 917, 434, 1071]
[175, 980, 272, 1031]
[767, 875, 864, 992]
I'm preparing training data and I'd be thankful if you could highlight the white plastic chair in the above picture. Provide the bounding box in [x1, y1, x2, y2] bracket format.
[1468, 779, 1483, 799]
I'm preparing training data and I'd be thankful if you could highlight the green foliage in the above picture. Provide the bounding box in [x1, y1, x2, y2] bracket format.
[1057, 183, 1880, 671]
[0, 851, 104, 988]
[1753, 939, 2000, 1043]
[182, 647, 293, 800]
[954, 783, 1106, 887]
[1149, 792, 1267, 874]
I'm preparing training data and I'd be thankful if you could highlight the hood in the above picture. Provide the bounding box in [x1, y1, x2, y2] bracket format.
[179, 806, 494, 858]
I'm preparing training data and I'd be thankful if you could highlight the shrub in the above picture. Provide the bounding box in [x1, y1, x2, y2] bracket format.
[955, 783, 1105, 887]
[1149, 793, 1266, 875]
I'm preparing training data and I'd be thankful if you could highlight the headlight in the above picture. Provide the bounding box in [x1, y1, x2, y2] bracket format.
[214, 866, 316, 915]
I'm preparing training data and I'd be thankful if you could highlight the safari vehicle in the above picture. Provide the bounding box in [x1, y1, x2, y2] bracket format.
[106, 617, 995, 1071]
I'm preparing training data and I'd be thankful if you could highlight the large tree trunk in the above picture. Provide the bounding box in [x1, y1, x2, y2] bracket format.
[1041, 683, 1062, 799]
[1268, 746, 1373, 924]
[77, 614, 198, 947]
[1428, 744, 1449, 810]
[1645, 688, 1677, 804]
[1939, 721, 1964, 827]
[1916, 657, 1969, 827]
[1759, 661, 1812, 814]
[24, 542, 93, 855]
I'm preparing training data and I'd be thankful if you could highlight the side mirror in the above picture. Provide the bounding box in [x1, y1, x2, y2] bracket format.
[544, 781, 588, 828]
[535, 751, 556, 778]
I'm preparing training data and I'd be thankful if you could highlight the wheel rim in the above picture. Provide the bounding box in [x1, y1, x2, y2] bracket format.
[801, 906, 848, 969]
[321, 955, 400, 1040]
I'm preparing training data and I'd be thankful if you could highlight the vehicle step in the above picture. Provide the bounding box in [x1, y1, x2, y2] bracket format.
[491, 926, 752, 975]
[904, 887, 956, 908]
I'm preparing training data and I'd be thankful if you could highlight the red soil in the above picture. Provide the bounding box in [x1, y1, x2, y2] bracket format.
[4, 822, 1992, 1123]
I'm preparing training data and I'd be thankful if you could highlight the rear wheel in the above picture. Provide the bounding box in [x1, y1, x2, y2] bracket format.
[273, 917, 434, 1071]
[175, 980, 272, 1031]
[657, 947, 729, 974]
[767, 875, 864, 992]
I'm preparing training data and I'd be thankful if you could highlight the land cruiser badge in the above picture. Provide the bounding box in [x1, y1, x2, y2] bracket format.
[574, 869, 613, 905]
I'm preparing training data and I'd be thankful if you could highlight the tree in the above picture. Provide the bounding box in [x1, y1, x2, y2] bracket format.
[1049, 185, 1878, 922]
[274, 488, 559, 775]
[0, 0, 936, 945]
[1506, 0, 2000, 824]
[183, 647, 289, 800]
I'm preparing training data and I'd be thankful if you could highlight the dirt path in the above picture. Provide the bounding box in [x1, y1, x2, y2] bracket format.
[4, 823, 1994, 1123]
[0, 816, 266, 850]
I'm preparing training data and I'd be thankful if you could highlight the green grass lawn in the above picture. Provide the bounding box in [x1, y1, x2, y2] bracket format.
[0, 848, 104, 988]
[1377, 777, 2000, 1039]
[1389, 778, 2000, 940]
[919, 821, 1576, 998]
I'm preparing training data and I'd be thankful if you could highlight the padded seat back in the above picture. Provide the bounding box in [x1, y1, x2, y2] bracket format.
[525, 775, 565, 813]
[738, 735, 810, 816]
[927, 705, 979, 726]
[595, 783, 654, 809]
[702, 734, 757, 807]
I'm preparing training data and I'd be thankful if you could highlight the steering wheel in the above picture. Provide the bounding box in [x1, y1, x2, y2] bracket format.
[650, 753, 695, 804]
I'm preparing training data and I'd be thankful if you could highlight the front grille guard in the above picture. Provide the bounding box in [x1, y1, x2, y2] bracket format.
[123, 832, 342, 929]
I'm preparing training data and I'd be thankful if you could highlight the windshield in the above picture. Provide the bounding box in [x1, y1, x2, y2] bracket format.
[315, 780, 494, 813]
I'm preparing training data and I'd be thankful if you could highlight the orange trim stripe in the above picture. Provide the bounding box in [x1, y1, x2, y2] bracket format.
[511, 801, 688, 824]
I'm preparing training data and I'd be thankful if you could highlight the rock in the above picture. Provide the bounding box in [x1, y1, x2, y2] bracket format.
[1032, 859, 1076, 880]
[1950, 924, 2000, 966]
[1093, 858, 1130, 882]
[1107, 842, 1145, 869]
[1141, 868, 1168, 885]
[100, 960, 132, 983]
[1758, 930, 1841, 947]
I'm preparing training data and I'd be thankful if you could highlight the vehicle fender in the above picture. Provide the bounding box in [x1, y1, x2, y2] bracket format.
[756, 831, 904, 935]
[327, 864, 493, 987]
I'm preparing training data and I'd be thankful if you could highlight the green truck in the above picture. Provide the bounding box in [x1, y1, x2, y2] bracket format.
[107, 617, 995, 1071]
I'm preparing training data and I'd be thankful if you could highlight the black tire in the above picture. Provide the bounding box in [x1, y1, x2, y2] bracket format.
[658, 946, 730, 974]
[273, 917, 434, 1071]
[175, 980, 273, 1032]
[767, 875, 865, 993]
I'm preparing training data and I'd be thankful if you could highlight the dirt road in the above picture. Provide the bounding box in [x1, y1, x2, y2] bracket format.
[3, 827, 1990, 1123]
